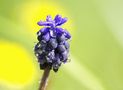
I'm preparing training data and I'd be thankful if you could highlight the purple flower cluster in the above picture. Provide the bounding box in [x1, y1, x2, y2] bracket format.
[34, 15, 71, 72]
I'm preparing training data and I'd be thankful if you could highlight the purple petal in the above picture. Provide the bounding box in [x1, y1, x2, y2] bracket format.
[42, 32, 50, 42]
[64, 41, 70, 49]
[47, 51, 55, 60]
[61, 51, 68, 62]
[46, 15, 52, 22]
[48, 38, 58, 49]
[55, 54, 60, 61]
[46, 56, 52, 63]
[39, 27, 50, 35]
[37, 31, 41, 36]
[38, 28, 50, 41]
[56, 17, 67, 26]
[64, 30, 71, 39]
[61, 17, 67, 24]
[54, 14, 62, 24]
[57, 45, 66, 53]
[34, 42, 41, 51]
[38, 53, 46, 64]
[49, 30, 56, 38]
[55, 28, 64, 35]
[37, 21, 53, 26]
[40, 41, 47, 50]
[57, 34, 66, 42]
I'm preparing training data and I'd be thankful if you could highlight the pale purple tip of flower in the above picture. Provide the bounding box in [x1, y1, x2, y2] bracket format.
[37, 21, 53, 26]
[46, 15, 52, 22]
[37, 14, 67, 27]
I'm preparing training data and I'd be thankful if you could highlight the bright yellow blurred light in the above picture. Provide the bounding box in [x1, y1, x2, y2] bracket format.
[19, 1, 74, 35]
[0, 40, 36, 85]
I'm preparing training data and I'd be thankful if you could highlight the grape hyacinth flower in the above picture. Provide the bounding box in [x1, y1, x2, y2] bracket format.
[34, 15, 71, 90]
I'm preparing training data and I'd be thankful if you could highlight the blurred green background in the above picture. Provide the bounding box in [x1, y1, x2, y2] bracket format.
[0, 0, 123, 90]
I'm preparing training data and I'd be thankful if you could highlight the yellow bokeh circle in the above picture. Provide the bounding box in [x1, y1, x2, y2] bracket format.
[0, 40, 36, 85]
[19, 1, 74, 35]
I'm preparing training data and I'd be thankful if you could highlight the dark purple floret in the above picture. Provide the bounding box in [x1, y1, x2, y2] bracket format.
[64, 41, 70, 49]
[48, 38, 58, 49]
[34, 15, 71, 72]
[57, 45, 66, 53]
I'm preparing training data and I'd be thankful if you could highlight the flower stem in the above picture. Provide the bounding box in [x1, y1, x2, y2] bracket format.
[39, 66, 51, 90]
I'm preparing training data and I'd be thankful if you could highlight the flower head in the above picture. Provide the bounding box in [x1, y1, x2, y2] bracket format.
[34, 15, 71, 72]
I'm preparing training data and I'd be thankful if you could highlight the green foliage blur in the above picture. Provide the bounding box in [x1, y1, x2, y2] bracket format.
[0, 0, 123, 90]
